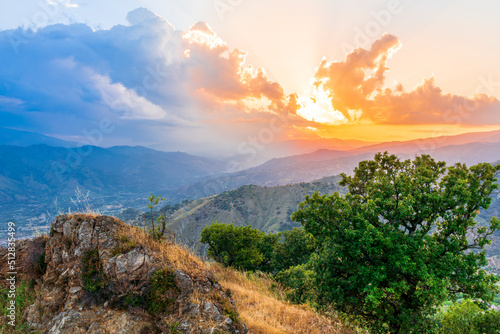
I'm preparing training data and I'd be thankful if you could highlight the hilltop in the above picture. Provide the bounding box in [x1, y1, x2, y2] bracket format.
[0, 214, 354, 334]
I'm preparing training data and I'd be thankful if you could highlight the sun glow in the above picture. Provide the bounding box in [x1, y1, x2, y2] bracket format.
[182, 25, 226, 49]
[297, 86, 348, 125]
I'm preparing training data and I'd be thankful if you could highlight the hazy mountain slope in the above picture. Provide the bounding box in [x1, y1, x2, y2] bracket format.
[355, 129, 500, 154]
[0, 145, 227, 224]
[164, 176, 344, 247]
[170, 151, 372, 202]
[172, 138, 500, 203]
[0, 127, 81, 147]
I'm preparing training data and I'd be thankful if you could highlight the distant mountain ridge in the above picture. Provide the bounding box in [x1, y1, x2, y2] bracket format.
[0, 144, 227, 224]
[0, 127, 82, 147]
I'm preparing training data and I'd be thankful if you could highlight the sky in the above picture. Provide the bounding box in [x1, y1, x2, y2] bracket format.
[0, 0, 499, 163]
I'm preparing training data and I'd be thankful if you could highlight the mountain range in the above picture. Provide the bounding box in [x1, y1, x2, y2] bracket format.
[3, 127, 500, 244]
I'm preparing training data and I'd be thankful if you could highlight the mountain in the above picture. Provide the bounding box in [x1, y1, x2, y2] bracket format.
[0, 127, 82, 147]
[354, 129, 500, 154]
[0, 145, 226, 224]
[171, 136, 500, 202]
[158, 176, 344, 247]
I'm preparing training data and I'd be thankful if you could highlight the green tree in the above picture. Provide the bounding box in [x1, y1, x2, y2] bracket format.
[272, 227, 317, 273]
[438, 299, 500, 334]
[201, 222, 264, 270]
[292, 152, 500, 333]
[274, 260, 317, 305]
[256, 232, 280, 272]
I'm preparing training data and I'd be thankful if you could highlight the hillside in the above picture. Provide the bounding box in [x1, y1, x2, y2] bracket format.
[0, 214, 355, 334]
[170, 139, 500, 203]
[0, 145, 226, 230]
[157, 176, 344, 248]
[0, 127, 82, 147]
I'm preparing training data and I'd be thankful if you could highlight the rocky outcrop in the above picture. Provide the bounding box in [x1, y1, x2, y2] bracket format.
[24, 214, 247, 333]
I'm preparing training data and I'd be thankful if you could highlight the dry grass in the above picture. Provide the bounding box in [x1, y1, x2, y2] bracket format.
[81, 217, 358, 333]
[210, 264, 357, 334]
[125, 224, 208, 276]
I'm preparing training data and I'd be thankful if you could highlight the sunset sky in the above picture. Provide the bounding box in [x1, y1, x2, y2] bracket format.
[0, 0, 499, 160]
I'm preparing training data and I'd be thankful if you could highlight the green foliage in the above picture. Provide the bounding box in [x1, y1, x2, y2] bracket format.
[438, 299, 500, 334]
[169, 322, 181, 333]
[0, 280, 36, 333]
[271, 227, 317, 273]
[255, 232, 280, 272]
[110, 234, 136, 256]
[147, 268, 179, 315]
[81, 248, 108, 293]
[147, 193, 170, 240]
[292, 152, 500, 333]
[201, 222, 264, 270]
[274, 261, 317, 305]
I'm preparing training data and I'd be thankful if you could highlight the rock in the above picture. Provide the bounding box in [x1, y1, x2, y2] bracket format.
[174, 269, 194, 295]
[47, 308, 151, 334]
[69, 286, 82, 294]
[203, 302, 223, 321]
[20, 214, 247, 334]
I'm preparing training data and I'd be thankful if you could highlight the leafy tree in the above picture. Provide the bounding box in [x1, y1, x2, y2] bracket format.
[201, 222, 264, 270]
[272, 227, 317, 273]
[438, 299, 500, 334]
[256, 232, 280, 272]
[292, 152, 500, 333]
[274, 260, 317, 305]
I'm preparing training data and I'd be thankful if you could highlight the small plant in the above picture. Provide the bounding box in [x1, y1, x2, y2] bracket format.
[0, 280, 36, 333]
[168, 322, 181, 333]
[147, 193, 170, 240]
[110, 234, 136, 256]
[81, 248, 108, 293]
[147, 268, 179, 315]
[70, 186, 100, 215]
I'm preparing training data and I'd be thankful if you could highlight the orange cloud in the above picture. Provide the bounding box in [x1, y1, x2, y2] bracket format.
[182, 22, 297, 115]
[313, 34, 500, 125]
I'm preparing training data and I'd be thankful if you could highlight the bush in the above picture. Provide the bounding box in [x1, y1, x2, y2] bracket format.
[201, 222, 264, 271]
[81, 248, 108, 293]
[438, 299, 500, 334]
[110, 234, 136, 257]
[274, 261, 316, 305]
[147, 269, 179, 315]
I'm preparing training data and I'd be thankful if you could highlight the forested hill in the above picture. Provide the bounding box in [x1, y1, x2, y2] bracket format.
[161, 175, 344, 247]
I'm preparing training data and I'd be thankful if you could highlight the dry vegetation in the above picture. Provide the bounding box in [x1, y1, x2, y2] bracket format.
[2, 215, 358, 333]
[123, 222, 357, 334]
[211, 264, 356, 334]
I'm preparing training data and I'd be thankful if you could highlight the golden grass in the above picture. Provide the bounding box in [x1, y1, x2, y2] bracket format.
[97, 217, 358, 334]
[125, 223, 209, 276]
[210, 264, 357, 334]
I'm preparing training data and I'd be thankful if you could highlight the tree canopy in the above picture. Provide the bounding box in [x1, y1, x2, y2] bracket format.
[292, 152, 500, 333]
[200, 222, 264, 271]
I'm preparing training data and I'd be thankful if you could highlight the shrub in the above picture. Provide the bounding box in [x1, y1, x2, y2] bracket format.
[274, 261, 316, 305]
[22, 236, 48, 282]
[438, 299, 500, 334]
[147, 268, 179, 315]
[81, 248, 108, 293]
[110, 234, 136, 257]
[201, 222, 263, 271]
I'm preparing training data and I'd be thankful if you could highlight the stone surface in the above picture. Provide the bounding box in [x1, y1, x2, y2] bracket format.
[18, 214, 248, 334]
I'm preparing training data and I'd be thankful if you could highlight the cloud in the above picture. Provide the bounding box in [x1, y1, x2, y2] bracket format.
[313, 34, 500, 125]
[0, 8, 304, 154]
[0, 8, 498, 157]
